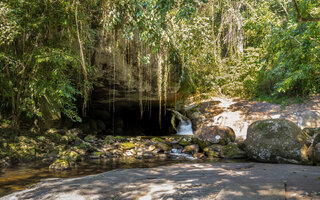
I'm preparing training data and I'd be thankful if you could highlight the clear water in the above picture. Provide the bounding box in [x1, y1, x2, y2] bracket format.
[177, 118, 193, 135]
[0, 157, 202, 197]
[169, 148, 196, 160]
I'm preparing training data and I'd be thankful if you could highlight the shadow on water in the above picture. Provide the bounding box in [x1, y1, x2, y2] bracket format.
[0, 157, 245, 197]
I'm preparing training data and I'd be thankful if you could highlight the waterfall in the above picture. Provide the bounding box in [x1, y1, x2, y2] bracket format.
[170, 110, 193, 135]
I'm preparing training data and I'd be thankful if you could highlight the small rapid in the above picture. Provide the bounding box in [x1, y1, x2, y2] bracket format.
[177, 118, 193, 135]
[169, 110, 193, 135]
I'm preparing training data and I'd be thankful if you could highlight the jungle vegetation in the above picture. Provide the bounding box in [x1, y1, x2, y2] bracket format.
[0, 0, 320, 128]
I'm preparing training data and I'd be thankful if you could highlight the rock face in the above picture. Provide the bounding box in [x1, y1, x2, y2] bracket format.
[307, 132, 320, 165]
[246, 119, 308, 163]
[312, 143, 320, 163]
[195, 125, 235, 145]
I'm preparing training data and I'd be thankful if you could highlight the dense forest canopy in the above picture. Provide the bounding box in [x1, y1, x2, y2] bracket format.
[0, 0, 320, 128]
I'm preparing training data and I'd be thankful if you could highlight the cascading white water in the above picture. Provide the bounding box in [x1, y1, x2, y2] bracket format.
[169, 109, 193, 135]
[177, 118, 193, 135]
[169, 148, 196, 160]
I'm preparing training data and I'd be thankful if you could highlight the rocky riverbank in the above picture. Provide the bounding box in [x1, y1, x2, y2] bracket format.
[0, 127, 247, 170]
[1, 94, 320, 169]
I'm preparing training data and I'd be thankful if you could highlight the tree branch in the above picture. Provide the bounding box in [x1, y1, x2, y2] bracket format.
[292, 0, 320, 22]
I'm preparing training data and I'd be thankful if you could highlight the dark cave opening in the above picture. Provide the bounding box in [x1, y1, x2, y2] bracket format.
[86, 101, 176, 136]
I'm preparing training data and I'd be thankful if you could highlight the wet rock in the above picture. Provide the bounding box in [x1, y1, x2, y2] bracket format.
[49, 159, 70, 170]
[221, 144, 246, 159]
[151, 137, 165, 143]
[119, 142, 135, 150]
[196, 126, 235, 145]
[156, 153, 168, 158]
[182, 144, 199, 154]
[193, 152, 205, 159]
[49, 149, 80, 170]
[142, 152, 154, 158]
[172, 144, 184, 151]
[78, 141, 98, 152]
[155, 142, 171, 152]
[246, 119, 308, 163]
[147, 145, 156, 151]
[104, 135, 116, 144]
[110, 149, 123, 156]
[178, 140, 191, 147]
[203, 145, 222, 157]
[195, 139, 212, 150]
[164, 137, 179, 144]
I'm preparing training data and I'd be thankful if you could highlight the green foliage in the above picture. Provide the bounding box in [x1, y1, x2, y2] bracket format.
[251, 1, 320, 98]
[0, 0, 99, 127]
[1, 0, 320, 129]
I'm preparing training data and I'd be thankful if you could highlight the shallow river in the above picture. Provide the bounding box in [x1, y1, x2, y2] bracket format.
[0, 157, 219, 197]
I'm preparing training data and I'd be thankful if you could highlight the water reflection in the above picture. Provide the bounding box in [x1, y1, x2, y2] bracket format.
[0, 157, 201, 197]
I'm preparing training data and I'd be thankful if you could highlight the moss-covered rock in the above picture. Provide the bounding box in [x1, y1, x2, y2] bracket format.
[195, 139, 212, 150]
[221, 144, 246, 159]
[203, 145, 222, 157]
[115, 136, 128, 142]
[49, 159, 70, 170]
[78, 141, 97, 152]
[104, 135, 116, 144]
[84, 135, 95, 142]
[118, 142, 135, 150]
[178, 138, 192, 147]
[246, 119, 308, 163]
[149, 137, 163, 142]
[49, 149, 81, 170]
[236, 141, 246, 151]
[44, 129, 64, 143]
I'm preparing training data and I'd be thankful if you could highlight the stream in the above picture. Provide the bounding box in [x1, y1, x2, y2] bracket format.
[0, 158, 203, 197]
[0, 157, 248, 198]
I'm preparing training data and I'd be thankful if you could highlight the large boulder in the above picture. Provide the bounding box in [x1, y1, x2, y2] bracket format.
[246, 119, 308, 163]
[307, 132, 320, 164]
[196, 126, 235, 145]
[313, 143, 320, 164]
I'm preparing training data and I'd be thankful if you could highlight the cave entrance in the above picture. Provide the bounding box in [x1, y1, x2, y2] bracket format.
[87, 100, 176, 136]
